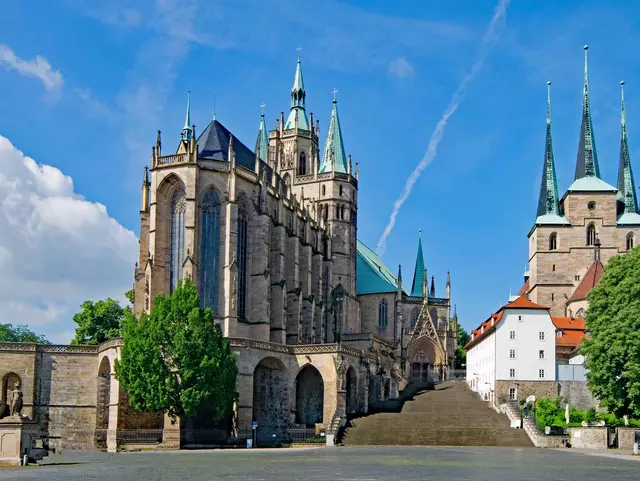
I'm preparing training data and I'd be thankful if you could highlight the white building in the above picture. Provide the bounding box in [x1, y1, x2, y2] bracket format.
[465, 296, 556, 404]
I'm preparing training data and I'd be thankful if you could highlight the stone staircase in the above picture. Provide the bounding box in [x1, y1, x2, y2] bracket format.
[342, 381, 533, 447]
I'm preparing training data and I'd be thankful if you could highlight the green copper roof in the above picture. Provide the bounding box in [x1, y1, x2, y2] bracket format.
[284, 57, 310, 130]
[535, 213, 570, 225]
[617, 212, 640, 225]
[410, 230, 425, 297]
[181, 91, 193, 141]
[536, 82, 563, 224]
[575, 46, 601, 181]
[356, 240, 408, 295]
[319, 99, 348, 173]
[255, 112, 269, 162]
[617, 81, 639, 218]
[567, 176, 616, 192]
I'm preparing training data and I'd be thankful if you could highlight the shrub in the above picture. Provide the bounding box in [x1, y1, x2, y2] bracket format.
[585, 408, 598, 423]
[569, 407, 584, 423]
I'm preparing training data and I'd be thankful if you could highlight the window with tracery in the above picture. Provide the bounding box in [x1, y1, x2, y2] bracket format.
[237, 199, 249, 320]
[410, 307, 419, 328]
[627, 232, 634, 250]
[170, 188, 186, 293]
[200, 189, 221, 313]
[586, 223, 596, 246]
[378, 299, 388, 327]
[298, 152, 306, 176]
[549, 232, 557, 251]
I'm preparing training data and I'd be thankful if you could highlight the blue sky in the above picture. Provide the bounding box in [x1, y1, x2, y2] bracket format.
[1, 0, 640, 341]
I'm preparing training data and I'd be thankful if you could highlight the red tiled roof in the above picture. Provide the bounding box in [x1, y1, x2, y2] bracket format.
[463, 295, 547, 350]
[517, 279, 530, 296]
[551, 317, 586, 331]
[569, 260, 604, 301]
[503, 295, 549, 310]
[556, 329, 588, 348]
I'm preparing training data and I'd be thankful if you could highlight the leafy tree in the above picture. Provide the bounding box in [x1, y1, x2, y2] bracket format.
[0, 323, 49, 344]
[125, 289, 134, 305]
[71, 298, 124, 345]
[455, 325, 471, 369]
[581, 247, 640, 419]
[115, 280, 238, 421]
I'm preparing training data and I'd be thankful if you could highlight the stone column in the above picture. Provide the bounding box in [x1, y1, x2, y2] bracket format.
[299, 243, 312, 343]
[250, 214, 271, 338]
[222, 198, 239, 337]
[106, 371, 120, 453]
[311, 252, 323, 343]
[270, 222, 287, 344]
[285, 236, 301, 344]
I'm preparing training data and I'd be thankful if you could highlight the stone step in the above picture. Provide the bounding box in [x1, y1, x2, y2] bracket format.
[341, 381, 533, 447]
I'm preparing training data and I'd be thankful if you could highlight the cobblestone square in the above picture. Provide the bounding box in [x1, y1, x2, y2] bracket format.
[1, 446, 639, 480]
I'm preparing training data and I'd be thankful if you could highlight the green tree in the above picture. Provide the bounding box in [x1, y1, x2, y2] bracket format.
[71, 298, 124, 345]
[455, 325, 470, 369]
[581, 247, 640, 419]
[115, 280, 238, 421]
[124, 289, 134, 305]
[0, 323, 49, 344]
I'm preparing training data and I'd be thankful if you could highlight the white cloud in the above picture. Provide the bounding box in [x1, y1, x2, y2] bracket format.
[0, 44, 63, 92]
[388, 57, 415, 78]
[0, 135, 138, 341]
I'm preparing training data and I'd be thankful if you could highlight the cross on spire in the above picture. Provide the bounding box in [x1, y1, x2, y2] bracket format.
[333, 88, 339, 101]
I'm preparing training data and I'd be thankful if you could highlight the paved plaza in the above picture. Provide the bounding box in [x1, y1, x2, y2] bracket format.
[1, 446, 639, 480]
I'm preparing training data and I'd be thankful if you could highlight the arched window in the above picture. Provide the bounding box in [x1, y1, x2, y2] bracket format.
[322, 185, 326, 196]
[339, 185, 343, 196]
[586, 223, 596, 246]
[170, 188, 186, 293]
[323, 205, 328, 223]
[549, 232, 557, 251]
[410, 307, 419, 328]
[378, 299, 388, 327]
[298, 151, 306, 176]
[627, 232, 634, 250]
[237, 199, 249, 320]
[200, 189, 221, 313]
[336, 205, 340, 219]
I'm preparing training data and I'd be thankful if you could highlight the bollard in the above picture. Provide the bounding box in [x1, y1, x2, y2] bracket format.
[634, 442, 638, 455]
[22, 454, 28, 466]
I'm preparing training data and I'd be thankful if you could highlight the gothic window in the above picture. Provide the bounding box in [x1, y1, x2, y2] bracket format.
[586, 223, 596, 246]
[323, 206, 328, 223]
[627, 232, 634, 250]
[200, 189, 221, 314]
[410, 307, 419, 328]
[549, 232, 557, 251]
[237, 199, 249, 320]
[298, 151, 307, 176]
[170, 188, 186, 293]
[336, 205, 340, 219]
[322, 185, 326, 196]
[339, 185, 343, 196]
[378, 299, 388, 328]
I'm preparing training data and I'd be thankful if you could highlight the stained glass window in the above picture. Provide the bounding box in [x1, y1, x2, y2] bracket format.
[237, 199, 249, 320]
[170, 188, 186, 293]
[200, 189, 221, 313]
[378, 299, 388, 327]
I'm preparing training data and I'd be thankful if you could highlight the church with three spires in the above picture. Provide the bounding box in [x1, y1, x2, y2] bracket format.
[522, 46, 640, 318]
[131, 57, 457, 443]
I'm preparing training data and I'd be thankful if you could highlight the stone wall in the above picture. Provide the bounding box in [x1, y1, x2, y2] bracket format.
[567, 426, 609, 449]
[495, 380, 597, 410]
[616, 427, 640, 450]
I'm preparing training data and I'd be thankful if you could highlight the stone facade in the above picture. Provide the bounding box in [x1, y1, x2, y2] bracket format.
[567, 426, 609, 449]
[495, 380, 597, 410]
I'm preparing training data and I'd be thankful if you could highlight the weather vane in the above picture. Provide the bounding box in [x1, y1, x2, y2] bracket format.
[260, 102, 266, 112]
[333, 88, 338, 101]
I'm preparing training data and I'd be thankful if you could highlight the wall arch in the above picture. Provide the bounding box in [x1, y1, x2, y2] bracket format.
[294, 364, 324, 426]
[345, 366, 357, 414]
[1, 372, 21, 418]
[252, 357, 289, 443]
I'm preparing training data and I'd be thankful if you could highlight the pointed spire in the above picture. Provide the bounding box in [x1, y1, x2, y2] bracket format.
[181, 91, 192, 141]
[617, 80, 639, 216]
[536, 81, 562, 222]
[255, 105, 269, 163]
[575, 46, 601, 180]
[446, 270, 451, 299]
[284, 56, 309, 130]
[141, 165, 150, 211]
[319, 95, 348, 173]
[430, 275, 436, 298]
[453, 304, 458, 320]
[410, 229, 425, 297]
[397, 264, 402, 283]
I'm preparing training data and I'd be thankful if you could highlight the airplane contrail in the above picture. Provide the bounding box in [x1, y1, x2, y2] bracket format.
[376, 0, 511, 255]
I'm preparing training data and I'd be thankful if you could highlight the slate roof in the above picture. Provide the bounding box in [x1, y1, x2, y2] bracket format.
[197, 119, 256, 170]
[410, 233, 425, 297]
[356, 240, 408, 295]
[319, 100, 348, 174]
[569, 260, 604, 301]
[574, 46, 601, 181]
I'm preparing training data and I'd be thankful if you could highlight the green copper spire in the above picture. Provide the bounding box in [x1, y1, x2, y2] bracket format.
[410, 230, 425, 297]
[255, 107, 269, 163]
[319, 96, 348, 173]
[284, 56, 310, 130]
[536, 82, 563, 223]
[617, 81, 639, 217]
[575, 46, 600, 180]
[181, 90, 192, 141]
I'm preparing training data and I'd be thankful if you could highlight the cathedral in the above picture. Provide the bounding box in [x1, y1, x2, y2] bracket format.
[130, 57, 458, 443]
[522, 46, 640, 317]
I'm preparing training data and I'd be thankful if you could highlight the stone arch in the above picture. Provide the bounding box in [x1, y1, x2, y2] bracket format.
[408, 336, 444, 382]
[586, 222, 596, 246]
[1, 372, 21, 418]
[253, 357, 289, 443]
[294, 364, 324, 426]
[96, 356, 111, 430]
[345, 366, 357, 414]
